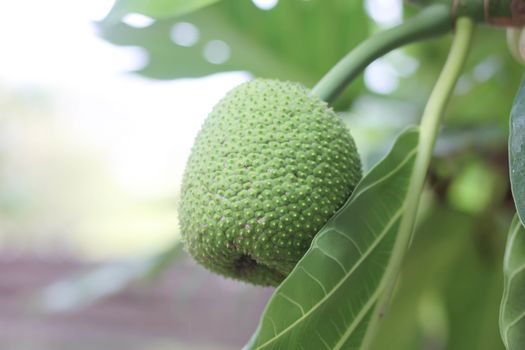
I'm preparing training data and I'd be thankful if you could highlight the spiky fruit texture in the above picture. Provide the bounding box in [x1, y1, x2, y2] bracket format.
[179, 79, 362, 286]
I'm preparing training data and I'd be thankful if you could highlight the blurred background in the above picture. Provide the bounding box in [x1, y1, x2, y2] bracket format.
[0, 0, 521, 349]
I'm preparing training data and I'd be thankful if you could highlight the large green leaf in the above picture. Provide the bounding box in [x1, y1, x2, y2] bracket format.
[509, 75, 525, 226]
[106, 0, 221, 21]
[245, 128, 419, 349]
[98, 0, 369, 102]
[500, 215, 525, 350]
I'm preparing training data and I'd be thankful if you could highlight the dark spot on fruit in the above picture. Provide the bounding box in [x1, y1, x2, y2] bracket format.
[234, 254, 258, 272]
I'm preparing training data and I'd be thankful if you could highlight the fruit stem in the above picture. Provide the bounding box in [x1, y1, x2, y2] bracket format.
[312, 4, 453, 104]
[361, 16, 475, 349]
[414, 17, 474, 180]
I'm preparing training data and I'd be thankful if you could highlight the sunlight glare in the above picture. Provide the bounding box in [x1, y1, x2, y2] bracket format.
[122, 13, 155, 28]
[364, 60, 399, 94]
[252, 0, 279, 10]
[365, 0, 402, 27]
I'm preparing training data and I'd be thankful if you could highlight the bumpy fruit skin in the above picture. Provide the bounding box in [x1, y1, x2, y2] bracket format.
[179, 79, 362, 286]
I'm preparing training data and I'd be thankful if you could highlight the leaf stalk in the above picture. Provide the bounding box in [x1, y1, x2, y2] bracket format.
[312, 5, 453, 103]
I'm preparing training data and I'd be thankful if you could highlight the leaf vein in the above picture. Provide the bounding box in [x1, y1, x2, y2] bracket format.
[331, 319, 343, 336]
[279, 293, 305, 316]
[504, 310, 525, 344]
[299, 266, 327, 295]
[333, 229, 363, 255]
[318, 332, 331, 350]
[500, 219, 522, 343]
[313, 244, 348, 274]
[504, 221, 522, 268]
[347, 148, 417, 202]
[267, 316, 277, 336]
[508, 262, 525, 282]
[334, 287, 378, 349]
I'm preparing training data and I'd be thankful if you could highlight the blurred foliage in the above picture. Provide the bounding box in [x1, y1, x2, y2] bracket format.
[106, 0, 222, 21]
[370, 205, 507, 350]
[98, 0, 370, 107]
[97, 0, 523, 118]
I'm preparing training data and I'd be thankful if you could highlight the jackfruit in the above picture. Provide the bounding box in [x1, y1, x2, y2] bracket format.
[179, 79, 362, 286]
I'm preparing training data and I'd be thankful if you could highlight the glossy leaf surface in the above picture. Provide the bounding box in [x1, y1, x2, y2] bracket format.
[98, 0, 369, 104]
[500, 215, 525, 350]
[509, 75, 525, 225]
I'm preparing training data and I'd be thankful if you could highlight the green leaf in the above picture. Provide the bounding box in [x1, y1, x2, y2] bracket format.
[106, 0, 221, 21]
[370, 207, 475, 350]
[500, 215, 525, 350]
[440, 212, 505, 350]
[509, 75, 525, 226]
[370, 206, 506, 350]
[245, 128, 419, 349]
[97, 0, 369, 104]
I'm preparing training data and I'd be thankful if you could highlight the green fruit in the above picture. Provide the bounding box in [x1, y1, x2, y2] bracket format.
[178, 79, 362, 286]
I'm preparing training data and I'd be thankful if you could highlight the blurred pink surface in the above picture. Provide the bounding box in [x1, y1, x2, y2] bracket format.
[0, 253, 273, 350]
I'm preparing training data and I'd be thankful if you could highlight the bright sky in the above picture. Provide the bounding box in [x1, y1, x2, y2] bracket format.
[0, 0, 249, 197]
